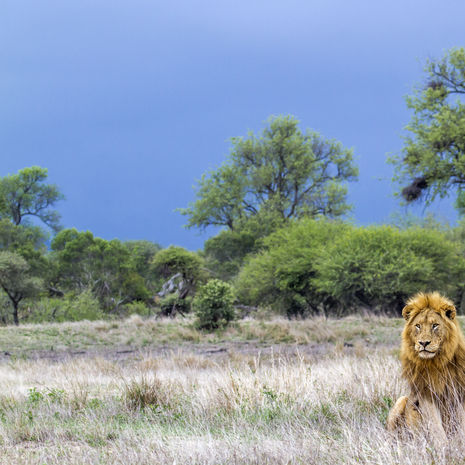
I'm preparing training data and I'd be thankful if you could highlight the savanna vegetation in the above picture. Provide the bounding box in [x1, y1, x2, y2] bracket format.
[1, 48, 465, 329]
[0, 314, 459, 464]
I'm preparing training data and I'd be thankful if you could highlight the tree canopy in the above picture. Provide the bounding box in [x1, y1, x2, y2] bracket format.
[180, 115, 358, 231]
[391, 48, 465, 210]
[0, 251, 43, 325]
[51, 229, 151, 311]
[0, 166, 64, 231]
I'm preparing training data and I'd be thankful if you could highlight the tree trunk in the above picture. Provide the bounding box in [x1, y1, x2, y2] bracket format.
[12, 300, 19, 326]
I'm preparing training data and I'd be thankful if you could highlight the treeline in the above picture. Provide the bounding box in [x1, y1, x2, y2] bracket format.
[2, 200, 465, 325]
[2, 47, 465, 325]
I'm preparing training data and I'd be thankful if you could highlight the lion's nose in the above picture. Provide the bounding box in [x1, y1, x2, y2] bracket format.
[419, 341, 431, 348]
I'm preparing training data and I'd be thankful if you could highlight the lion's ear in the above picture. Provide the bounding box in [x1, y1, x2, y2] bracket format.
[402, 304, 413, 321]
[444, 305, 456, 320]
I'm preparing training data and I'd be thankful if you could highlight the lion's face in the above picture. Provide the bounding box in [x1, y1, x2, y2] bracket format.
[408, 310, 446, 359]
[402, 292, 459, 364]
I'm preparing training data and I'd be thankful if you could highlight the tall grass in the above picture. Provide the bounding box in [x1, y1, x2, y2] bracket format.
[0, 346, 458, 464]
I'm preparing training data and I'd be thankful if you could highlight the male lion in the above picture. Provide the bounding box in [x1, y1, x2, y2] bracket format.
[387, 292, 465, 439]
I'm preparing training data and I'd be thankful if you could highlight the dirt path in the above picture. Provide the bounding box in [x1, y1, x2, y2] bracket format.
[0, 339, 387, 365]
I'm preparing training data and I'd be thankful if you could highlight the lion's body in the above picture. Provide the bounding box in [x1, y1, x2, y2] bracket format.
[388, 292, 465, 437]
[387, 395, 421, 431]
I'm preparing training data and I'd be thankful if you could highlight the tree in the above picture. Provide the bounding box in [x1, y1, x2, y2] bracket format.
[152, 246, 204, 286]
[51, 229, 150, 312]
[0, 166, 64, 231]
[235, 218, 348, 317]
[202, 208, 286, 280]
[152, 246, 205, 316]
[0, 251, 43, 325]
[314, 226, 464, 315]
[235, 220, 465, 317]
[123, 240, 162, 289]
[390, 48, 465, 210]
[180, 115, 358, 231]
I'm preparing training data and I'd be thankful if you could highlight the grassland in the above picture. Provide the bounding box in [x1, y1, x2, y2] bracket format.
[0, 315, 461, 464]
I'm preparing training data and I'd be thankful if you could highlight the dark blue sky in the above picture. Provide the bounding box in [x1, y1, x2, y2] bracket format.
[1, 1, 463, 249]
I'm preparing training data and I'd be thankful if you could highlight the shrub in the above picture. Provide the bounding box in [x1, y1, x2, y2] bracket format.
[235, 219, 465, 317]
[193, 279, 235, 330]
[123, 301, 153, 317]
[152, 246, 207, 303]
[235, 218, 347, 317]
[314, 226, 465, 314]
[152, 246, 204, 282]
[25, 290, 104, 323]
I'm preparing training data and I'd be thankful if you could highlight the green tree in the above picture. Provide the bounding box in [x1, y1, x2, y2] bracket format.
[51, 229, 150, 312]
[314, 226, 464, 314]
[152, 246, 205, 316]
[0, 166, 64, 231]
[123, 240, 162, 289]
[203, 209, 285, 280]
[236, 220, 465, 317]
[180, 115, 358, 231]
[152, 246, 204, 285]
[390, 48, 465, 209]
[235, 218, 348, 317]
[0, 251, 43, 325]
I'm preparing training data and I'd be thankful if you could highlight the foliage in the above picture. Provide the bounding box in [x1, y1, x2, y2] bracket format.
[236, 220, 465, 316]
[235, 218, 348, 317]
[123, 240, 161, 290]
[203, 229, 257, 281]
[24, 290, 104, 323]
[0, 166, 64, 231]
[123, 300, 153, 317]
[152, 246, 203, 281]
[180, 115, 358, 232]
[0, 251, 44, 325]
[151, 246, 205, 299]
[203, 210, 285, 280]
[193, 279, 235, 330]
[314, 226, 464, 314]
[51, 229, 151, 312]
[0, 219, 49, 278]
[390, 48, 465, 210]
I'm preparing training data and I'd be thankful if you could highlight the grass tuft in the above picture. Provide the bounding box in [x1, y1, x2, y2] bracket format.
[122, 375, 165, 411]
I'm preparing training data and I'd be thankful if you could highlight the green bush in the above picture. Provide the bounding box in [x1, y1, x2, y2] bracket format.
[235, 219, 465, 317]
[152, 246, 204, 282]
[235, 218, 347, 317]
[314, 226, 465, 314]
[26, 290, 104, 323]
[193, 279, 235, 330]
[123, 301, 153, 317]
[203, 211, 286, 281]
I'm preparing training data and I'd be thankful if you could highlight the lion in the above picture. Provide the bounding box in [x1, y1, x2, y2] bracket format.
[387, 292, 465, 439]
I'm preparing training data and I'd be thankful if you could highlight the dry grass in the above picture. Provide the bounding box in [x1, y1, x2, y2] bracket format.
[0, 345, 459, 464]
[0, 315, 461, 463]
[0, 314, 406, 357]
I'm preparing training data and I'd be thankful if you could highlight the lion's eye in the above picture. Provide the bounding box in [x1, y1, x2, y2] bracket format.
[415, 324, 421, 330]
[432, 323, 439, 330]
